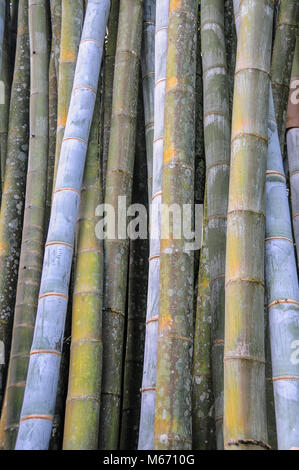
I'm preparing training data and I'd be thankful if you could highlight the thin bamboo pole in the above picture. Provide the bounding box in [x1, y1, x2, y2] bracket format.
[192, 193, 216, 450]
[138, 0, 169, 450]
[141, 0, 155, 203]
[3, 0, 49, 449]
[100, 0, 144, 450]
[15, 0, 110, 450]
[201, 0, 231, 448]
[271, 0, 299, 151]
[102, 0, 119, 187]
[120, 86, 148, 449]
[0, 0, 30, 410]
[52, 0, 83, 190]
[224, 0, 273, 450]
[50, 0, 61, 79]
[153, 0, 198, 451]
[0, 4, 12, 194]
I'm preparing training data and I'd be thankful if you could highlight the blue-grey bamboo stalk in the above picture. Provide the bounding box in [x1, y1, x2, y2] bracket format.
[265, 88, 299, 450]
[0, 0, 5, 76]
[15, 0, 110, 450]
[138, 0, 169, 450]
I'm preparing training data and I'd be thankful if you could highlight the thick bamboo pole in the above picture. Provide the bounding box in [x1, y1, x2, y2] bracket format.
[120, 87, 148, 449]
[15, 0, 110, 450]
[3, 0, 49, 449]
[100, 0, 144, 450]
[192, 194, 216, 450]
[265, 87, 299, 450]
[52, 0, 83, 190]
[138, 0, 169, 450]
[102, 0, 119, 187]
[63, 83, 103, 451]
[0, 0, 30, 410]
[287, 36, 299, 264]
[271, 0, 299, 151]
[140, 0, 155, 202]
[201, 0, 231, 448]
[153, 0, 198, 451]
[224, 0, 273, 450]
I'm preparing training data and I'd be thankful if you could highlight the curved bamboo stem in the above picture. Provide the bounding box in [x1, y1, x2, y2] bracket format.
[153, 0, 198, 451]
[15, 0, 110, 450]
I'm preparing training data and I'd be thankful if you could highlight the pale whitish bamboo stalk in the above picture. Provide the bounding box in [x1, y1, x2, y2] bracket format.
[138, 0, 169, 450]
[15, 0, 110, 450]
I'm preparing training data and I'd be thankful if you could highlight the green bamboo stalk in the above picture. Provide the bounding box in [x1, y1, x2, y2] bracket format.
[100, 0, 144, 450]
[10, 0, 18, 63]
[120, 85, 148, 450]
[153, 0, 198, 451]
[15, 0, 110, 450]
[52, 0, 83, 191]
[63, 82, 103, 451]
[50, 0, 61, 79]
[0, 4, 12, 194]
[271, 0, 299, 151]
[140, 0, 155, 203]
[287, 36, 299, 265]
[0, 0, 30, 411]
[224, 0, 237, 116]
[201, 0, 231, 449]
[192, 193, 216, 450]
[3, 0, 49, 449]
[138, 0, 169, 450]
[224, 0, 273, 450]
[46, 52, 58, 229]
[102, 0, 119, 187]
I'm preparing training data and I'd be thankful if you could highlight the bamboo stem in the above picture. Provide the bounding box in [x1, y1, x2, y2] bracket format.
[100, 0, 144, 450]
[138, 0, 169, 450]
[15, 0, 109, 450]
[0, 0, 30, 411]
[153, 0, 198, 451]
[224, 0, 273, 450]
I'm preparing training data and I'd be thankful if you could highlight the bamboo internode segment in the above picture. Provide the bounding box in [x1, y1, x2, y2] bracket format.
[201, 0, 231, 449]
[15, 0, 109, 450]
[224, 0, 273, 450]
[138, 0, 168, 451]
[153, 0, 198, 451]
[100, 0, 144, 451]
